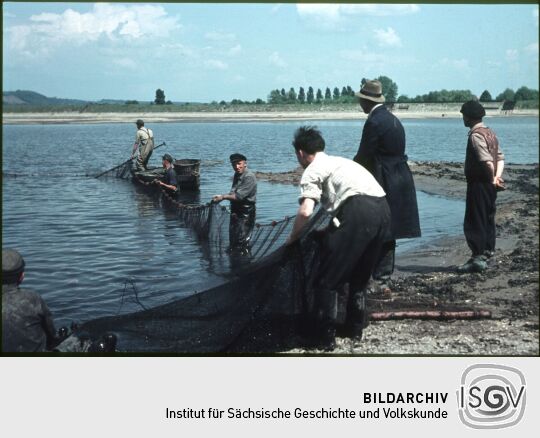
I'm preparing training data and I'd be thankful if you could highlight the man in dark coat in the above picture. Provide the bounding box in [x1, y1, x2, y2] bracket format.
[353, 80, 421, 291]
[458, 100, 505, 273]
[2, 249, 57, 352]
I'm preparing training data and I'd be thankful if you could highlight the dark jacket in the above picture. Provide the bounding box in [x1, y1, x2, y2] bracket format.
[2, 284, 56, 352]
[354, 105, 421, 239]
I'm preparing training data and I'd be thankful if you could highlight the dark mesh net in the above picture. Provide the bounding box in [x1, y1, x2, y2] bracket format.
[74, 160, 329, 352]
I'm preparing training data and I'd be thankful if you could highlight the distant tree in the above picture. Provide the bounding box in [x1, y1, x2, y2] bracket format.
[376, 76, 398, 102]
[287, 87, 297, 102]
[298, 87, 306, 103]
[307, 86, 314, 104]
[255, 98, 265, 105]
[341, 86, 348, 97]
[333, 87, 340, 100]
[346, 85, 354, 97]
[268, 89, 282, 104]
[515, 86, 539, 101]
[316, 88, 323, 102]
[280, 88, 287, 101]
[479, 90, 493, 102]
[125, 100, 139, 105]
[496, 88, 515, 102]
[166, 100, 173, 105]
[219, 100, 227, 105]
[231, 99, 244, 105]
[325, 87, 332, 100]
[154, 89, 166, 105]
[397, 95, 410, 103]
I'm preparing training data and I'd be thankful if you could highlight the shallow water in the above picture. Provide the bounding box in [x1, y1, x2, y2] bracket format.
[2, 118, 537, 326]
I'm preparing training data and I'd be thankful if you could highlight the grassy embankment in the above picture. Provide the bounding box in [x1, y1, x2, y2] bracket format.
[3, 100, 538, 114]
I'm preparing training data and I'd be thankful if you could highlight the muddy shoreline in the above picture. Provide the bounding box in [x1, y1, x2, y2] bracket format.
[255, 162, 539, 355]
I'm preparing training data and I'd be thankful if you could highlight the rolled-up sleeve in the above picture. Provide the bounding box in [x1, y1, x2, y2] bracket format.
[299, 166, 323, 204]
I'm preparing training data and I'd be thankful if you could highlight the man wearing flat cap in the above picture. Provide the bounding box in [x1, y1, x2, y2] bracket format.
[458, 100, 505, 273]
[155, 153, 178, 195]
[212, 153, 257, 253]
[2, 249, 57, 352]
[131, 119, 155, 171]
[353, 79, 421, 293]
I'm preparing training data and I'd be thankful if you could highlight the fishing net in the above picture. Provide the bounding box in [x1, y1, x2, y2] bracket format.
[68, 159, 331, 353]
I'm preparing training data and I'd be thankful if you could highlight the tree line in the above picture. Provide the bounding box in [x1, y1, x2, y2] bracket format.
[126, 81, 538, 106]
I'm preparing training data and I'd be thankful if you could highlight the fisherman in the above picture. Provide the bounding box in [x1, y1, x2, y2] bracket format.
[458, 100, 505, 273]
[131, 119, 155, 171]
[212, 153, 257, 253]
[155, 153, 178, 195]
[286, 126, 391, 350]
[353, 79, 421, 294]
[2, 249, 57, 352]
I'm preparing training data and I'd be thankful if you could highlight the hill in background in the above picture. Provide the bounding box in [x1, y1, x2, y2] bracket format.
[3, 90, 89, 106]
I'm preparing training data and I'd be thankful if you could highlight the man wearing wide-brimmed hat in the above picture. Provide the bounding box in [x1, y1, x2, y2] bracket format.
[353, 79, 421, 293]
[457, 100, 505, 273]
[131, 119, 155, 171]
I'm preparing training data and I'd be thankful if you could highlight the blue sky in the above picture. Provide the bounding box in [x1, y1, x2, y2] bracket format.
[3, 3, 539, 102]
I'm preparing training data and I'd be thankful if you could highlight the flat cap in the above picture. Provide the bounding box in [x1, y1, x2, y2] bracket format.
[230, 153, 247, 163]
[162, 153, 174, 163]
[2, 249, 25, 283]
[460, 100, 486, 119]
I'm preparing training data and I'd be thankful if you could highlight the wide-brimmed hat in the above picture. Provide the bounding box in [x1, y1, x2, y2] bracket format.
[230, 153, 247, 163]
[460, 100, 486, 119]
[355, 80, 385, 103]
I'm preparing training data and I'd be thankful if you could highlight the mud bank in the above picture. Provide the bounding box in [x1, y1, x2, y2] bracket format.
[255, 162, 539, 355]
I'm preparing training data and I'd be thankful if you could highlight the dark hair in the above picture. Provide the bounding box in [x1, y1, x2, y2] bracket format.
[162, 153, 174, 163]
[292, 126, 325, 154]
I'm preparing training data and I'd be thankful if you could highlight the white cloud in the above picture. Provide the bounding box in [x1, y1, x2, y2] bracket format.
[204, 59, 228, 70]
[269, 51, 287, 68]
[271, 4, 283, 14]
[297, 4, 419, 29]
[6, 3, 180, 55]
[205, 31, 236, 42]
[228, 44, 242, 56]
[374, 27, 402, 47]
[505, 49, 519, 62]
[113, 58, 137, 69]
[524, 42, 539, 55]
[439, 58, 470, 71]
[340, 4, 420, 16]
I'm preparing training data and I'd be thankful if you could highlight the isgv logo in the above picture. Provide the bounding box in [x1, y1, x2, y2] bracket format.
[457, 364, 526, 429]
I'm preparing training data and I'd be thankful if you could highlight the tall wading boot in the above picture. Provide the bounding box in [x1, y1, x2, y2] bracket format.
[313, 319, 336, 352]
[344, 289, 368, 341]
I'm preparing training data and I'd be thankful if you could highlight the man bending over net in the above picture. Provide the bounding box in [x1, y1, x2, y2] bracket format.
[286, 126, 391, 350]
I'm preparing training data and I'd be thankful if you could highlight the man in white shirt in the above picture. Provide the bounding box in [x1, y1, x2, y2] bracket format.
[131, 119, 155, 171]
[287, 126, 391, 350]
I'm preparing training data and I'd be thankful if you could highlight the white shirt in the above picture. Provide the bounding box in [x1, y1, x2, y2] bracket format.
[299, 152, 385, 214]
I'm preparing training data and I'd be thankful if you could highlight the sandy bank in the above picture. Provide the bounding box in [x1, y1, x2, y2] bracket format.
[256, 162, 539, 355]
[3, 109, 538, 125]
